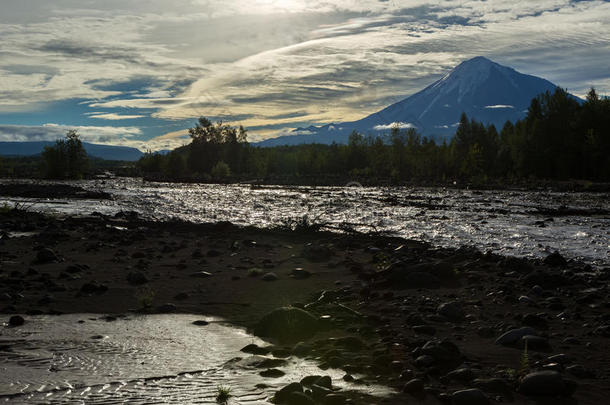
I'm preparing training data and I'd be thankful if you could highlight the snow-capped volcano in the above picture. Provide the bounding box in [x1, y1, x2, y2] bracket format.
[258, 57, 562, 146]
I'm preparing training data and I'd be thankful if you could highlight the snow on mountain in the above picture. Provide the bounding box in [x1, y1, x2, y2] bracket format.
[258, 56, 562, 146]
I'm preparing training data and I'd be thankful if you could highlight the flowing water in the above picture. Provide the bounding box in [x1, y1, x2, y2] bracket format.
[0, 314, 391, 404]
[1, 178, 608, 267]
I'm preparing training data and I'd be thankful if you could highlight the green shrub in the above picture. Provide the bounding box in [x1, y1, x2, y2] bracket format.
[42, 130, 89, 179]
[211, 161, 231, 180]
[216, 385, 231, 403]
[520, 340, 530, 378]
[134, 286, 155, 309]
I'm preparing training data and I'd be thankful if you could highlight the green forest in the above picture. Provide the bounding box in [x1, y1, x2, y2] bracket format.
[137, 88, 610, 184]
[1, 88, 608, 184]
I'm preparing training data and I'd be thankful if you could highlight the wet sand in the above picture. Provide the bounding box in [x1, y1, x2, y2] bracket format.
[1, 208, 609, 404]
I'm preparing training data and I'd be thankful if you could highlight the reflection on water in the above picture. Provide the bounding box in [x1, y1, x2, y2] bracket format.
[0, 314, 392, 404]
[1, 178, 608, 266]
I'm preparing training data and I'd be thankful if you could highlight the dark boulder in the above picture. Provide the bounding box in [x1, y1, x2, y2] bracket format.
[260, 368, 285, 378]
[80, 282, 108, 294]
[451, 388, 489, 405]
[300, 375, 324, 386]
[472, 378, 512, 396]
[522, 313, 548, 329]
[65, 264, 86, 274]
[523, 270, 568, 288]
[174, 292, 189, 300]
[313, 376, 332, 389]
[519, 335, 551, 351]
[192, 320, 209, 326]
[189, 271, 212, 278]
[286, 392, 315, 405]
[291, 268, 311, 279]
[437, 301, 465, 322]
[376, 262, 441, 289]
[254, 307, 319, 343]
[302, 244, 334, 262]
[446, 368, 476, 383]
[495, 327, 536, 346]
[156, 303, 177, 313]
[240, 344, 271, 355]
[566, 364, 594, 378]
[544, 252, 567, 267]
[403, 378, 425, 394]
[36, 248, 59, 264]
[8, 315, 25, 326]
[126, 271, 148, 285]
[420, 339, 462, 365]
[323, 394, 346, 405]
[274, 382, 304, 404]
[262, 272, 279, 281]
[518, 371, 574, 396]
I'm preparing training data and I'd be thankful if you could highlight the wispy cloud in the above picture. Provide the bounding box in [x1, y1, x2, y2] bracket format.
[0, 124, 143, 149]
[485, 105, 514, 109]
[88, 113, 147, 120]
[373, 122, 417, 131]
[0, 0, 608, 146]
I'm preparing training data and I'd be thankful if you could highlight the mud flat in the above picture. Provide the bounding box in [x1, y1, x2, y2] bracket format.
[1, 208, 609, 404]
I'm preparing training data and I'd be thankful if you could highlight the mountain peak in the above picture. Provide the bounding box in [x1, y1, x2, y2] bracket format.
[430, 56, 518, 105]
[459, 56, 495, 66]
[257, 58, 562, 146]
[441, 56, 504, 81]
[452, 56, 506, 73]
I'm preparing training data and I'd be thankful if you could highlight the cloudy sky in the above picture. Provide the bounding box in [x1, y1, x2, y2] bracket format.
[1, 0, 609, 150]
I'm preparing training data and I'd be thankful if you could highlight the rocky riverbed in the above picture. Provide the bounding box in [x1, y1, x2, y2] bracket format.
[1, 208, 609, 404]
[1, 178, 608, 267]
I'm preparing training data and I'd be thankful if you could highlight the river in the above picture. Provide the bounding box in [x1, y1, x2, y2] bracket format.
[1, 178, 608, 267]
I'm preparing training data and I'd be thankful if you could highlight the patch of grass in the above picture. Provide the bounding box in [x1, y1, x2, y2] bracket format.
[520, 339, 530, 378]
[134, 286, 155, 309]
[374, 252, 391, 271]
[277, 214, 327, 233]
[505, 368, 518, 381]
[216, 385, 232, 403]
[0, 203, 11, 214]
[247, 268, 263, 277]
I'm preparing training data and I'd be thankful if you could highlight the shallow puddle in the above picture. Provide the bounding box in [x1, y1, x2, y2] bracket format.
[0, 314, 393, 404]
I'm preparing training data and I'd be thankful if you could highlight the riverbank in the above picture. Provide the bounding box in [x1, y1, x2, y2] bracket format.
[141, 173, 610, 193]
[1, 209, 609, 404]
[4, 170, 610, 193]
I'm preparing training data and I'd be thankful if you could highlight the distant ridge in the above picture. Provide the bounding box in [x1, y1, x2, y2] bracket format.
[257, 56, 566, 146]
[0, 141, 144, 161]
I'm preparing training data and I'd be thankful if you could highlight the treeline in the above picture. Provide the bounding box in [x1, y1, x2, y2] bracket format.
[137, 88, 610, 183]
[0, 130, 88, 179]
[40, 130, 89, 179]
[0, 155, 42, 178]
[493, 88, 609, 180]
[0, 131, 135, 179]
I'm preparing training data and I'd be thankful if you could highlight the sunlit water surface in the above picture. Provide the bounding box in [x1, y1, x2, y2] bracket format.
[1, 178, 608, 267]
[0, 314, 391, 404]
